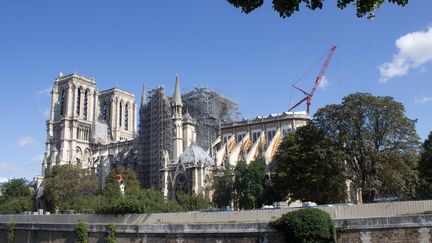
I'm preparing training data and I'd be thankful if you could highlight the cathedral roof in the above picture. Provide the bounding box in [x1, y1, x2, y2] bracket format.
[174, 144, 214, 166]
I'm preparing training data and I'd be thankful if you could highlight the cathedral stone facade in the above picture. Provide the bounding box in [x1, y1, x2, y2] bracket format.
[42, 73, 310, 200]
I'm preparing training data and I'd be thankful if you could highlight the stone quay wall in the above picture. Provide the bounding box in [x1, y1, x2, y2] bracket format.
[2, 200, 432, 242]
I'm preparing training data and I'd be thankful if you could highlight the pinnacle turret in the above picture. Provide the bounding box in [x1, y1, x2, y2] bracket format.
[141, 82, 146, 108]
[173, 74, 183, 107]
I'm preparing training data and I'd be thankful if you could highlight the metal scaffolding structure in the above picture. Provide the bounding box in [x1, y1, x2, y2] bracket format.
[137, 86, 239, 189]
[138, 87, 173, 189]
[182, 87, 240, 152]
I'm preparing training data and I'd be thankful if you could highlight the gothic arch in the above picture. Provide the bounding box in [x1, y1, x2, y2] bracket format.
[173, 172, 189, 199]
[75, 146, 83, 166]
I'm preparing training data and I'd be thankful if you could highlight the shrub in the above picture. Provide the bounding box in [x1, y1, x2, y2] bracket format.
[271, 208, 336, 243]
[105, 223, 116, 243]
[7, 221, 15, 243]
[76, 222, 89, 243]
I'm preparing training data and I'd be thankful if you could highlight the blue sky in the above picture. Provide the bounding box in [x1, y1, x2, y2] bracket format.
[0, 1, 431, 181]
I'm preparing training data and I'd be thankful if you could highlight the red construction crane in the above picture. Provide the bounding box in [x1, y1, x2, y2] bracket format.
[288, 45, 336, 115]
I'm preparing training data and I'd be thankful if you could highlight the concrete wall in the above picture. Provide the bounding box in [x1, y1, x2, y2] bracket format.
[1, 200, 432, 225]
[0, 223, 285, 243]
[3, 215, 432, 242]
[335, 215, 432, 243]
[2, 200, 432, 242]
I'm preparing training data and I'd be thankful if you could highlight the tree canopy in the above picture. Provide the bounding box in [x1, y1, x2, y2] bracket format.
[273, 124, 347, 204]
[0, 178, 33, 214]
[228, 0, 409, 19]
[212, 170, 234, 208]
[314, 93, 419, 202]
[233, 159, 266, 209]
[417, 132, 432, 199]
[1, 178, 31, 198]
[43, 165, 99, 212]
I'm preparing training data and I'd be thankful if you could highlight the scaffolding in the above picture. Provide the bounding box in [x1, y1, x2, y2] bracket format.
[182, 87, 240, 152]
[137, 86, 239, 189]
[138, 87, 173, 189]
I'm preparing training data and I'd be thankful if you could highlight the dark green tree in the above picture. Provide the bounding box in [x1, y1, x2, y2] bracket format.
[0, 178, 33, 214]
[43, 165, 99, 212]
[212, 170, 234, 208]
[273, 124, 346, 204]
[1, 178, 31, 198]
[104, 168, 141, 191]
[271, 208, 336, 243]
[314, 93, 419, 203]
[233, 159, 266, 209]
[228, 0, 408, 19]
[176, 192, 211, 211]
[94, 168, 186, 214]
[417, 132, 432, 199]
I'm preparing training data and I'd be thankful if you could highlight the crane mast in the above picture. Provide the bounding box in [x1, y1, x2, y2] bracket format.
[288, 45, 336, 115]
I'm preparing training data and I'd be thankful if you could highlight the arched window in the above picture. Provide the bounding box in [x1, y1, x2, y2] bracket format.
[119, 102, 123, 127]
[83, 90, 88, 120]
[102, 101, 107, 120]
[125, 103, 129, 131]
[76, 87, 81, 116]
[60, 89, 65, 116]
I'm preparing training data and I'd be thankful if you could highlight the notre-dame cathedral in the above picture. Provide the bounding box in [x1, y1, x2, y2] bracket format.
[41, 73, 309, 200]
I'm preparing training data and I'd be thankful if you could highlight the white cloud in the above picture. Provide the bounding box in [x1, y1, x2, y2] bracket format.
[0, 177, 8, 183]
[319, 76, 330, 90]
[415, 96, 432, 104]
[36, 86, 51, 97]
[379, 27, 432, 83]
[17, 136, 37, 148]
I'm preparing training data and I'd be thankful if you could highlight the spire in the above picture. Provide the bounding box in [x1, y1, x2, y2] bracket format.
[173, 74, 183, 107]
[141, 82, 146, 108]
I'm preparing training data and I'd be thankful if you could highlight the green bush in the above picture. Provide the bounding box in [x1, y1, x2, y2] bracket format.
[271, 208, 336, 243]
[76, 222, 89, 243]
[105, 223, 116, 243]
[7, 221, 15, 243]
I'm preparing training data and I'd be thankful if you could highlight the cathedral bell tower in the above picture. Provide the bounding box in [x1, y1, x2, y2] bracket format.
[172, 74, 184, 159]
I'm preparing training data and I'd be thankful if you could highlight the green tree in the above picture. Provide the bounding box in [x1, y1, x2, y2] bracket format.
[43, 165, 99, 212]
[233, 159, 266, 209]
[271, 208, 336, 243]
[76, 222, 89, 243]
[228, 0, 408, 19]
[0, 178, 33, 214]
[7, 222, 15, 243]
[212, 169, 234, 208]
[0, 196, 33, 214]
[105, 223, 116, 243]
[176, 192, 211, 211]
[1, 178, 31, 198]
[273, 124, 346, 204]
[104, 168, 141, 191]
[97, 186, 180, 214]
[417, 132, 432, 199]
[314, 93, 419, 203]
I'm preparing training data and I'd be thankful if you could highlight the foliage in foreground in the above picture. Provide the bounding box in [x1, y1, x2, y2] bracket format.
[105, 223, 116, 243]
[271, 208, 336, 243]
[0, 178, 33, 214]
[43, 165, 99, 213]
[417, 131, 432, 199]
[273, 124, 347, 204]
[233, 159, 266, 210]
[176, 192, 211, 211]
[227, 0, 408, 19]
[76, 222, 89, 243]
[7, 221, 15, 243]
[314, 93, 419, 202]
